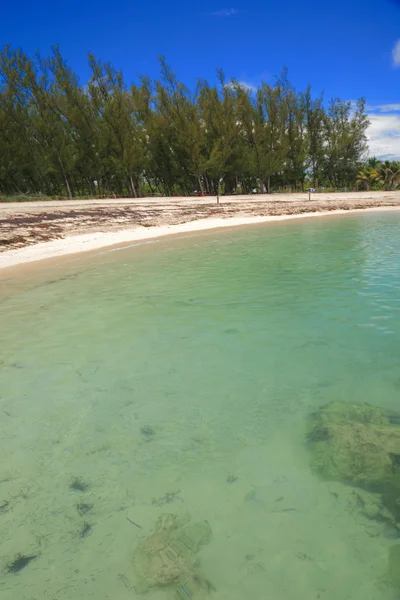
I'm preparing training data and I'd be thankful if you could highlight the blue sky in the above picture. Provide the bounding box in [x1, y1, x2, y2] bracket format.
[1, 0, 400, 158]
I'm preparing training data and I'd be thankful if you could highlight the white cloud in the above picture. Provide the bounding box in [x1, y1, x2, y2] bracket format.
[209, 8, 240, 16]
[392, 39, 400, 67]
[366, 112, 400, 159]
[226, 80, 256, 92]
[366, 103, 400, 113]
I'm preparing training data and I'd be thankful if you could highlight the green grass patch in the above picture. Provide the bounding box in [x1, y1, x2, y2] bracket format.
[0, 194, 59, 203]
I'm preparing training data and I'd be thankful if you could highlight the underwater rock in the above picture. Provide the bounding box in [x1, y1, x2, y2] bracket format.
[307, 402, 400, 521]
[175, 571, 215, 600]
[79, 522, 93, 538]
[132, 513, 213, 597]
[76, 503, 93, 516]
[328, 482, 400, 538]
[6, 553, 38, 573]
[140, 426, 155, 439]
[69, 477, 89, 492]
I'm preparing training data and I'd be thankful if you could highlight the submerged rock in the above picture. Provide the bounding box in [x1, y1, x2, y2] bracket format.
[307, 402, 400, 520]
[133, 513, 213, 597]
[307, 402, 400, 593]
[327, 482, 399, 538]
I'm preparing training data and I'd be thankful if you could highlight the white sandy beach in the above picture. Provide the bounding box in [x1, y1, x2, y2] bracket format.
[2, 205, 400, 271]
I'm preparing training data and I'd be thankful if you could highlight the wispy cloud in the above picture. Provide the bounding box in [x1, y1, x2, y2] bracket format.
[366, 104, 400, 159]
[209, 8, 240, 16]
[226, 80, 257, 92]
[392, 39, 400, 67]
[366, 103, 400, 113]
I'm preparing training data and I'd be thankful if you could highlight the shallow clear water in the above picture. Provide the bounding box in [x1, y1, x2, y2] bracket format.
[1, 212, 400, 599]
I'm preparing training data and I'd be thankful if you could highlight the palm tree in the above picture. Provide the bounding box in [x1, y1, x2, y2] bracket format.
[393, 162, 400, 189]
[376, 161, 400, 191]
[366, 156, 381, 169]
[356, 165, 378, 190]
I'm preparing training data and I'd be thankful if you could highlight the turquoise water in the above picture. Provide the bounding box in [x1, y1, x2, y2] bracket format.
[1, 212, 400, 599]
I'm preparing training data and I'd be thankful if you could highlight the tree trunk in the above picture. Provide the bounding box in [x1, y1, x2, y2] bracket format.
[56, 150, 72, 198]
[258, 176, 264, 194]
[197, 176, 204, 195]
[130, 175, 138, 198]
[145, 176, 155, 195]
[267, 175, 271, 194]
[63, 172, 72, 198]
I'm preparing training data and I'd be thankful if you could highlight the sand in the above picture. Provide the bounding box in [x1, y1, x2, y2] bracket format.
[1, 191, 400, 270]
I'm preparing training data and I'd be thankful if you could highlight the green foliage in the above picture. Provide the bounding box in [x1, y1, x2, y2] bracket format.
[356, 158, 400, 191]
[0, 46, 371, 198]
[0, 193, 55, 202]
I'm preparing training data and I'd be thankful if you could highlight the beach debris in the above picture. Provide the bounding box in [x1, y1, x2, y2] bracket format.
[152, 490, 182, 507]
[76, 502, 93, 516]
[69, 477, 89, 492]
[226, 474, 238, 484]
[79, 522, 92, 538]
[306, 401, 400, 521]
[132, 513, 213, 597]
[6, 553, 38, 573]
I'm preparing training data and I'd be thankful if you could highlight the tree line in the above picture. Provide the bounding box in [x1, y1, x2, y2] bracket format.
[0, 45, 372, 199]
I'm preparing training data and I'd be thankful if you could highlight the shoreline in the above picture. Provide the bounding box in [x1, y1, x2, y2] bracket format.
[1, 205, 400, 271]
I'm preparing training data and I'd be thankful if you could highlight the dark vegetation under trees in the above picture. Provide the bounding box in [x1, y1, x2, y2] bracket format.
[0, 45, 373, 200]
